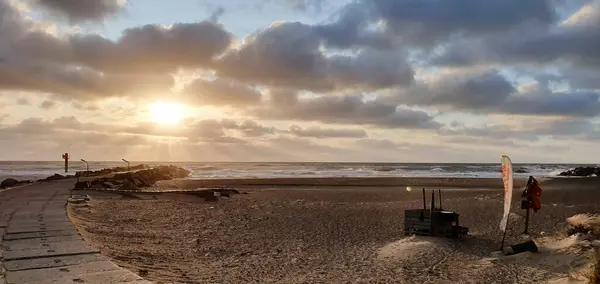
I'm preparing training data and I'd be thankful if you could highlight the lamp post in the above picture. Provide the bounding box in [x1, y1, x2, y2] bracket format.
[80, 159, 89, 175]
[122, 159, 130, 171]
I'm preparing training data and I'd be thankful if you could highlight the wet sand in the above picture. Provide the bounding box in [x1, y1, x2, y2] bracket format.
[67, 177, 600, 283]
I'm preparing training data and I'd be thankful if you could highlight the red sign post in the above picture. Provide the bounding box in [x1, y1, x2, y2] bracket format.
[62, 152, 69, 173]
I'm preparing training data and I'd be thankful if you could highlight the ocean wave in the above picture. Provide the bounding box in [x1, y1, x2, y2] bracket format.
[374, 167, 397, 172]
[0, 162, 584, 180]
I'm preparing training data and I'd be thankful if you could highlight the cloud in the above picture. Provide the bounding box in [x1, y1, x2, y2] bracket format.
[209, 5, 225, 22]
[182, 78, 262, 107]
[437, 117, 600, 145]
[65, 22, 232, 74]
[0, 5, 230, 100]
[30, 0, 127, 22]
[361, 0, 556, 47]
[0, 60, 174, 101]
[16, 97, 31, 105]
[355, 138, 405, 149]
[215, 21, 413, 92]
[396, 69, 514, 108]
[258, 92, 440, 129]
[289, 125, 367, 138]
[391, 69, 600, 117]
[221, 119, 276, 137]
[431, 3, 600, 69]
[315, 3, 394, 49]
[39, 100, 56, 109]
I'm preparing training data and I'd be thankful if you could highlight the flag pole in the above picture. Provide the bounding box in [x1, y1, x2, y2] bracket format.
[500, 229, 508, 251]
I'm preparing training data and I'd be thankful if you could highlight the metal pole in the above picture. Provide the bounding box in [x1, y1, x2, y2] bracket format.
[500, 229, 508, 251]
[80, 159, 89, 176]
[422, 188, 426, 210]
[524, 205, 530, 235]
[122, 159, 130, 171]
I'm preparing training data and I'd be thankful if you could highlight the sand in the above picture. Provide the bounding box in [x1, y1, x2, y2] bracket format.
[64, 177, 600, 283]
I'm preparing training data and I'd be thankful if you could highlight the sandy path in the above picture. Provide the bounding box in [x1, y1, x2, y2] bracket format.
[68, 183, 600, 283]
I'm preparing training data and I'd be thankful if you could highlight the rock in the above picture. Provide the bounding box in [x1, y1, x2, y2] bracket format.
[39, 173, 67, 182]
[559, 167, 600, 177]
[119, 179, 140, 191]
[72, 165, 190, 191]
[133, 178, 144, 187]
[515, 168, 528, 173]
[102, 181, 121, 189]
[204, 195, 219, 202]
[1, 178, 19, 188]
[74, 181, 91, 190]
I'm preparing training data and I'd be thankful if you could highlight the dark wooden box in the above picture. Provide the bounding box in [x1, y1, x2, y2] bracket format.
[404, 209, 468, 238]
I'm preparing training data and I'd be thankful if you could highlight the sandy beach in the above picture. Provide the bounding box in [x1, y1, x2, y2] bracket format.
[63, 177, 600, 283]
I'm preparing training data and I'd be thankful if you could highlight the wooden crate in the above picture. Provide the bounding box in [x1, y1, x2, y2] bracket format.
[404, 209, 468, 238]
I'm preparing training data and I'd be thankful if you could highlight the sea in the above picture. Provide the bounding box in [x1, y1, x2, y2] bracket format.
[0, 161, 593, 181]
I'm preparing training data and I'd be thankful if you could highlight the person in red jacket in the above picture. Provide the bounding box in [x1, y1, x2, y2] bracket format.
[522, 176, 543, 212]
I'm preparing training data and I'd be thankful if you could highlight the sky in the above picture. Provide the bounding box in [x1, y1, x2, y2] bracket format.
[0, 0, 600, 163]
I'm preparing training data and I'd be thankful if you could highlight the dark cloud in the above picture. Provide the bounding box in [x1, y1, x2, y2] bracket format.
[328, 48, 414, 90]
[258, 92, 440, 129]
[216, 22, 413, 92]
[560, 68, 600, 89]
[0, 59, 173, 101]
[289, 125, 367, 138]
[315, 3, 394, 49]
[396, 69, 514, 108]
[362, 0, 556, 47]
[222, 120, 276, 137]
[31, 0, 126, 22]
[437, 118, 600, 144]
[216, 22, 330, 91]
[182, 78, 262, 107]
[431, 3, 600, 69]
[16, 97, 31, 105]
[39, 100, 57, 109]
[391, 69, 600, 117]
[65, 22, 232, 74]
[0, 4, 229, 100]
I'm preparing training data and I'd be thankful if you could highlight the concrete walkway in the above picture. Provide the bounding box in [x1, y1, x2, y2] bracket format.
[0, 180, 151, 284]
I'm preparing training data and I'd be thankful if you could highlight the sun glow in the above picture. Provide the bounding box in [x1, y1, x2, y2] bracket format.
[148, 101, 186, 124]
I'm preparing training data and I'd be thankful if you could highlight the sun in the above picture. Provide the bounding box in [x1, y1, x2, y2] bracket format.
[148, 101, 186, 124]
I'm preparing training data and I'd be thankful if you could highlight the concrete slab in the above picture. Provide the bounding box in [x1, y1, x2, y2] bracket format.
[11, 213, 67, 220]
[5, 239, 87, 251]
[6, 224, 75, 234]
[3, 254, 104, 271]
[7, 220, 72, 228]
[2, 230, 79, 241]
[5, 261, 121, 283]
[3, 235, 82, 246]
[13, 269, 151, 284]
[3, 242, 99, 261]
